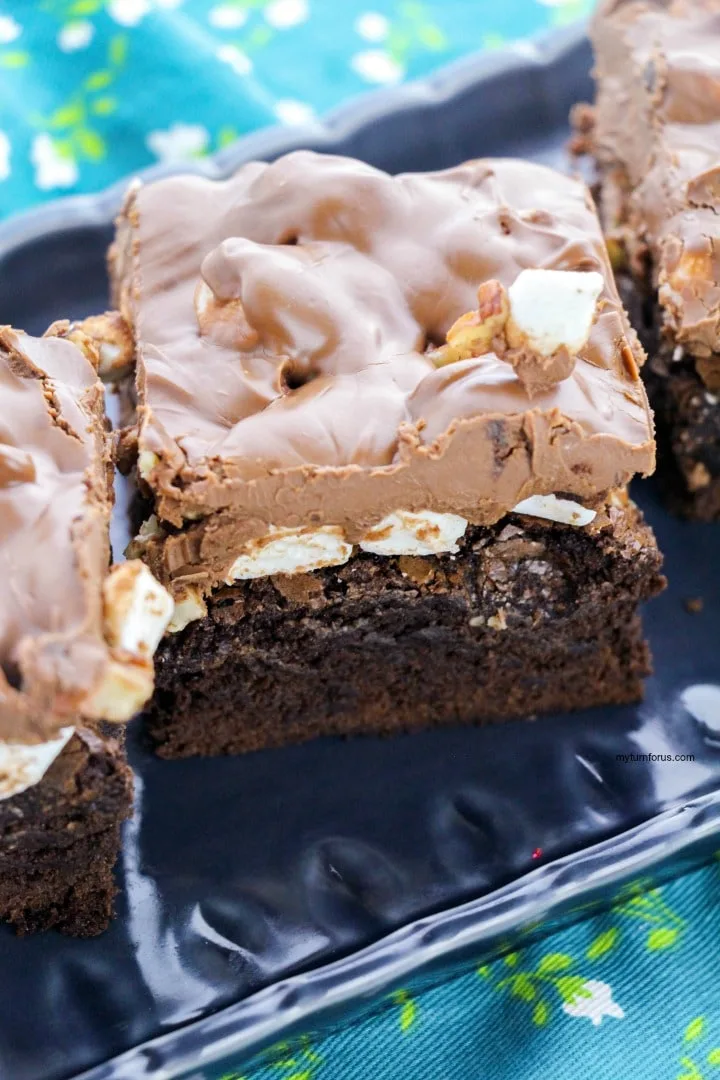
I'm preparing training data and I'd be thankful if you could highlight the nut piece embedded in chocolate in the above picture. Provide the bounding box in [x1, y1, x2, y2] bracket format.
[46, 311, 134, 381]
[429, 279, 509, 366]
[430, 269, 603, 396]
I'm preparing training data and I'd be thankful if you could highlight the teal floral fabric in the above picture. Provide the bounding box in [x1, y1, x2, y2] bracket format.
[19, 3, 720, 1080]
[0, 0, 593, 217]
[217, 859, 720, 1080]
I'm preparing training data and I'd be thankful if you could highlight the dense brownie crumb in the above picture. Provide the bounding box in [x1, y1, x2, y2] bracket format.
[145, 505, 665, 759]
[0, 729, 133, 935]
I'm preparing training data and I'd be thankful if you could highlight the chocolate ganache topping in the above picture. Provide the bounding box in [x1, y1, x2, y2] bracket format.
[0, 326, 175, 743]
[591, 0, 720, 357]
[0, 329, 111, 741]
[112, 152, 655, 592]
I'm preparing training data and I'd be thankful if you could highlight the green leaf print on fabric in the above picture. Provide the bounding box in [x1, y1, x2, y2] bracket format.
[385, 1, 447, 65]
[479, 952, 587, 1025]
[30, 29, 128, 187]
[0, 51, 29, 68]
[262, 1036, 322, 1079]
[612, 882, 686, 952]
[676, 1014, 720, 1079]
[586, 928, 620, 960]
[477, 945, 626, 1030]
[687, 1019, 707, 1042]
[536, 954, 573, 974]
[648, 927, 680, 950]
[390, 989, 418, 1033]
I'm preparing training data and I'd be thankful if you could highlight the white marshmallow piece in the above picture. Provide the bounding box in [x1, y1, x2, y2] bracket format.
[167, 588, 208, 633]
[84, 659, 154, 723]
[0, 727, 74, 801]
[360, 510, 468, 556]
[512, 494, 597, 527]
[508, 269, 604, 357]
[103, 561, 175, 659]
[226, 526, 352, 581]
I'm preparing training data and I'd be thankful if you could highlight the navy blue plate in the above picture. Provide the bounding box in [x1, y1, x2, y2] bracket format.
[0, 24, 719, 1080]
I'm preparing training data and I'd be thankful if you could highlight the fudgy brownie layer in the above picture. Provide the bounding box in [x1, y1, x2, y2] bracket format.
[0, 729, 133, 935]
[146, 505, 665, 758]
[0, 827, 124, 936]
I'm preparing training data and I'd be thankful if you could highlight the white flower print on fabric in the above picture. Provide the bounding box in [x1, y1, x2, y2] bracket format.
[108, 0, 152, 27]
[0, 132, 11, 182]
[0, 15, 20, 44]
[351, 49, 404, 85]
[146, 124, 209, 163]
[57, 21, 94, 52]
[561, 980, 625, 1027]
[274, 99, 315, 125]
[354, 12, 389, 42]
[209, 4, 248, 29]
[264, 0, 309, 30]
[217, 44, 253, 76]
[31, 134, 78, 192]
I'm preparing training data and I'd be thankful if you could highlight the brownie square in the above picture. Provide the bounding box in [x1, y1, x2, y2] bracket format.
[583, 0, 720, 519]
[112, 151, 662, 757]
[0, 326, 172, 933]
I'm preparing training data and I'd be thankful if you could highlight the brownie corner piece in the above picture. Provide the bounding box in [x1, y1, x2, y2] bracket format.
[0, 729, 133, 936]
[0, 325, 173, 934]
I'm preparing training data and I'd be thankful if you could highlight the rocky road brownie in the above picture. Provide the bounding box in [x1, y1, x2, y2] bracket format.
[0, 325, 173, 934]
[581, 0, 720, 519]
[112, 151, 664, 758]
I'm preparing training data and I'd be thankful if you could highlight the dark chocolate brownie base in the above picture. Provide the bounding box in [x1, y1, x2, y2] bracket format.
[146, 504, 665, 758]
[0, 728, 133, 936]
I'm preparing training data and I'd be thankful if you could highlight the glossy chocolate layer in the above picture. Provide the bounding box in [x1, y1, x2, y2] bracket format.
[112, 152, 654, 593]
[591, 0, 720, 357]
[0, 329, 113, 741]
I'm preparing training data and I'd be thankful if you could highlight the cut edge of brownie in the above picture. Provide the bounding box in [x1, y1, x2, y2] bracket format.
[570, 102, 720, 522]
[613, 263, 720, 521]
[145, 499, 665, 758]
[0, 728, 133, 936]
